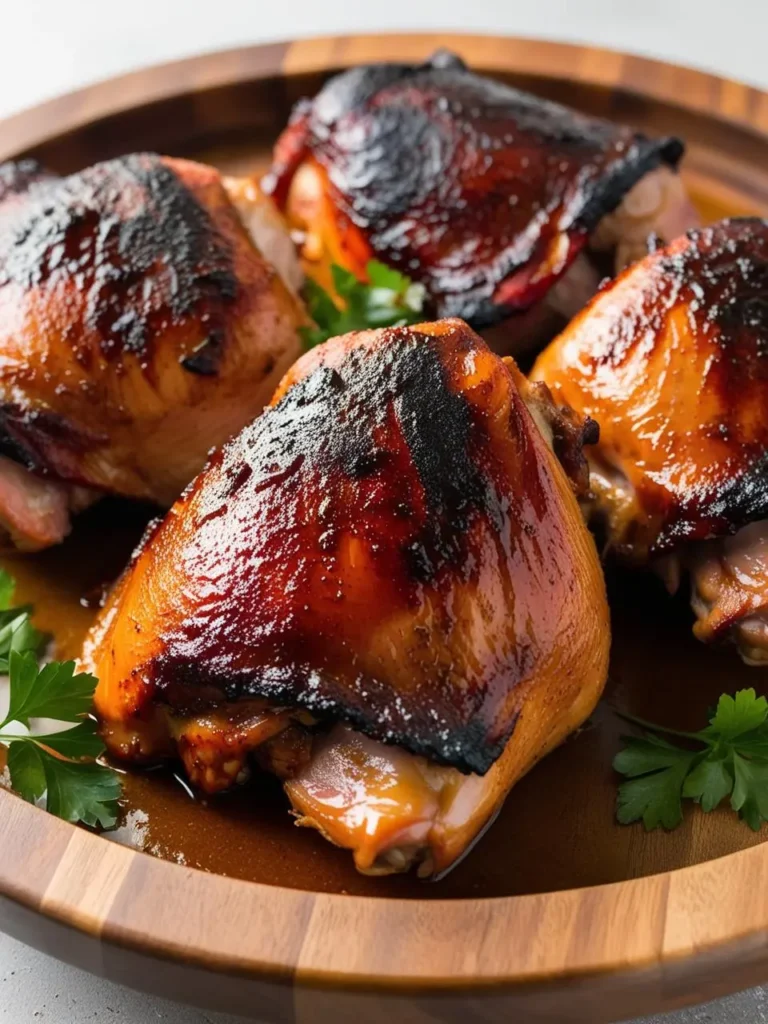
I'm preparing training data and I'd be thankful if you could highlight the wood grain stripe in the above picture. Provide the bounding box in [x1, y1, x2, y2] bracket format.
[41, 829, 133, 931]
[0, 42, 289, 161]
[1, 33, 768, 1023]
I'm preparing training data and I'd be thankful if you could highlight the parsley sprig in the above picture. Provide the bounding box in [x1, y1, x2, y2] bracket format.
[301, 260, 426, 348]
[614, 689, 768, 832]
[0, 571, 120, 829]
[0, 570, 44, 673]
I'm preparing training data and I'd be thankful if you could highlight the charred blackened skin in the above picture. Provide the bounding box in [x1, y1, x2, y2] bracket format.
[523, 379, 599, 497]
[155, 332, 500, 768]
[0, 403, 106, 477]
[111, 321, 586, 774]
[0, 160, 58, 203]
[537, 218, 768, 553]
[266, 49, 683, 324]
[0, 153, 241, 476]
[180, 329, 226, 376]
[618, 218, 768, 548]
[0, 154, 238, 365]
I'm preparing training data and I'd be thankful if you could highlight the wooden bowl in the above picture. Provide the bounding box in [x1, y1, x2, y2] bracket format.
[2, 33, 768, 1023]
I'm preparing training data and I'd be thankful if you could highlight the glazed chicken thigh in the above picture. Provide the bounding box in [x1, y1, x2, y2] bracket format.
[0, 153, 305, 550]
[83, 318, 610, 876]
[533, 217, 768, 663]
[266, 50, 698, 352]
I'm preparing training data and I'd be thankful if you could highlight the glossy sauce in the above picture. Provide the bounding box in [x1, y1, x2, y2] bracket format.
[532, 218, 768, 559]
[267, 50, 683, 325]
[1, 497, 766, 899]
[0, 170, 766, 897]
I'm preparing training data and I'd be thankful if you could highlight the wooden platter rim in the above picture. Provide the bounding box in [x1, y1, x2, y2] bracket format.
[3, 780, 768, 991]
[2, 32, 768, 1007]
[3, 31, 768, 163]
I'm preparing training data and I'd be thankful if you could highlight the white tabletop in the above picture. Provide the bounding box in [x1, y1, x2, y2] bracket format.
[2, 0, 768, 123]
[2, 1, 768, 1020]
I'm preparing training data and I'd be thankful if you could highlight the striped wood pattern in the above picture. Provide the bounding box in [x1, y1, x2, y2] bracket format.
[1, 34, 768, 1023]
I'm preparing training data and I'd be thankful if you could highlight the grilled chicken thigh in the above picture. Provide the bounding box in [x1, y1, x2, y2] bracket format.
[265, 50, 697, 352]
[84, 317, 609, 876]
[533, 217, 768, 663]
[0, 159, 57, 204]
[0, 153, 304, 550]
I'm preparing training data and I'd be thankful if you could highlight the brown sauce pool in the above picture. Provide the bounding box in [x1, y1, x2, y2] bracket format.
[1, 498, 766, 900]
[0, 176, 765, 899]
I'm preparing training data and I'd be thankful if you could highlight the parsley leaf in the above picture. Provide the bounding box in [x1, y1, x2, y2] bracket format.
[300, 260, 426, 349]
[0, 573, 121, 830]
[2, 652, 97, 728]
[615, 736, 700, 830]
[0, 569, 16, 611]
[706, 689, 768, 740]
[682, 756, 733, 812]
[38, 752, 121, 830]
[731, 753, 768, 831]
[0, 570, 44, 672]
[7, 740, 46, 804]
[32, 719, 107, 760]
[614, 688, 768, 832]
[7, 738, 120, 830]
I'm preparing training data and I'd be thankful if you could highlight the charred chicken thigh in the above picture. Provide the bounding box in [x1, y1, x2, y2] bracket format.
[533, 217, 768, 663]
[0, 153, 304, 550]
[265, 50, 698, 351]
[83, 318, 610, 877]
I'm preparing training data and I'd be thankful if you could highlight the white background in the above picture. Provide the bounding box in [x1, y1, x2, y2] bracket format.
[1, 0, 768, 123]
[2, 2, 768, 1022]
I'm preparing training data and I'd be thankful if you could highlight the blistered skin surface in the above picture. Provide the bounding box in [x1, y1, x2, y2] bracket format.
[0, 153, 304, 507]
[533, 218, 768, 560]
[266, 50, 683, 325]
[86, 319, 608, 776]
[0, 160, 57, 204]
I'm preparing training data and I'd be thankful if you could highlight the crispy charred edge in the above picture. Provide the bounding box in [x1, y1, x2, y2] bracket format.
[0, 153, 239, 367]
[126, 323, 533, 776]
[0, 160, 57, 203]
[0, 154, 241, 479]
[603, 218, 768, 552]
[460, 136, 684, 328]
[0, 402, 107, 483]
[315, 47, 685, 200]
[144, 654, 515, 776]
[574, 136, 684, 233]
[519, 378, 599, 497]
[658, 448, 768, 552]
[266, 50, 684, 325]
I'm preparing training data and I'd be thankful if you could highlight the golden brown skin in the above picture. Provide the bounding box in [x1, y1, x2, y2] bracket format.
[533, 218, 768, 660]
[84, 318, 609, 875]
[0, 153, 304, 548]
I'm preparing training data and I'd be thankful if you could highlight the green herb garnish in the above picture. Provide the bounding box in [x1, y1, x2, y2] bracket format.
[0, 573, 121, 830]
[301, 260, 426, 348]
[614, 689, 768, 831]
[0, 568, 45, 671]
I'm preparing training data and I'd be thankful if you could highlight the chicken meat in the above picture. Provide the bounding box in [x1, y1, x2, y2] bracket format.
[83, 317, 610, 876]
[533, 217, 768, 663]
[264, 50, 698, 354]
[0, 153, 305, 550]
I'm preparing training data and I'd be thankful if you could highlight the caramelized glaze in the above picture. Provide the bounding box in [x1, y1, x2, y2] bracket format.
[1, 499, 764, 897]
[266, 50, 683, 325]
[534, 218, 768, 558]
[85, 319, 607, 777]
[0, 154, 304, 514]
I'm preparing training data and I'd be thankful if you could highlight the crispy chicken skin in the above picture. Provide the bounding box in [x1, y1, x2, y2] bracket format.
[265, 50, 695, 346]
[84, 318, 609, 874]
[533, 218, 768, 662]
[0, 159, 57, 204]
[0, 154, 304, 549]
